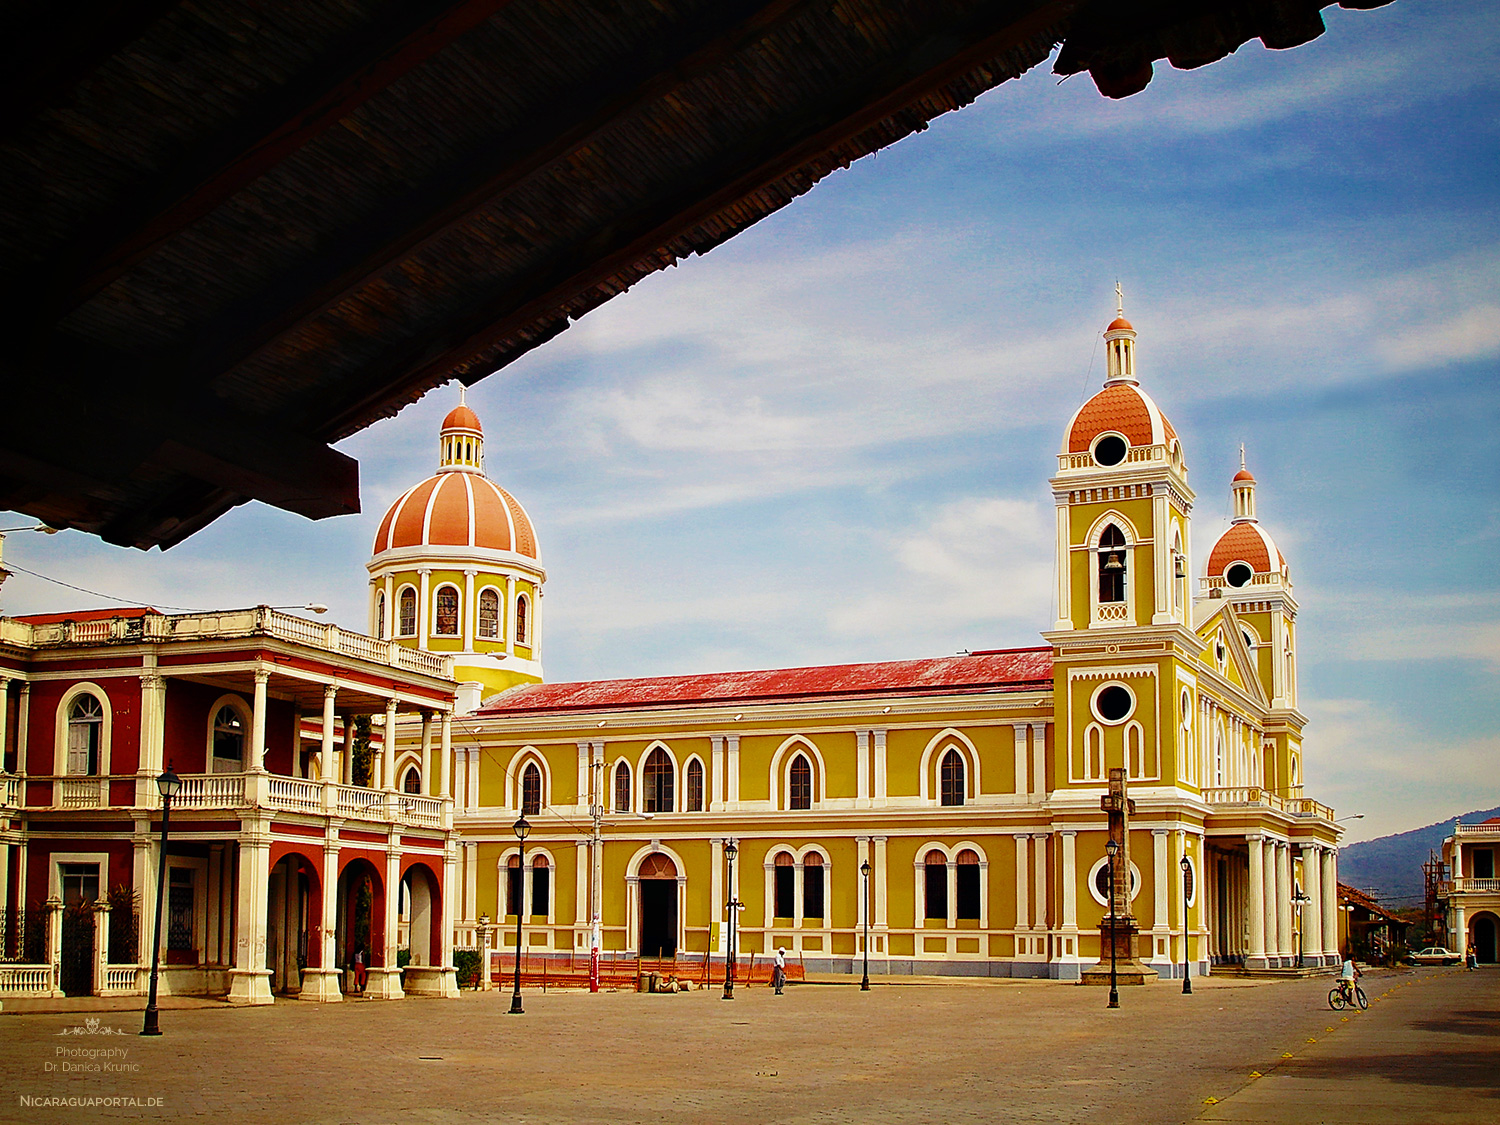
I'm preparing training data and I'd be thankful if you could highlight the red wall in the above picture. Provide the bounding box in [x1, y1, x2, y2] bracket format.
[24, 676, 142, 776]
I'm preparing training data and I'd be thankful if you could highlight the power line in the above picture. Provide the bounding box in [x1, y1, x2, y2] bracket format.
[3, 560, 197, 613]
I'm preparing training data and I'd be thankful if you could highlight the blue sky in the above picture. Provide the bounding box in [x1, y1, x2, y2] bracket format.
[3, 1, 1495, 845]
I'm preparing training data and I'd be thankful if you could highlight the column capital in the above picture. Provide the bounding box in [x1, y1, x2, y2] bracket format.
[1013, 831, 1030, 841]
[323, 683, 339, 701]
[1060, 829, 1078, 838]
[1152, 827, 1168, 837]
[463, 568, 477, 576]
[253, 668, 271, 686]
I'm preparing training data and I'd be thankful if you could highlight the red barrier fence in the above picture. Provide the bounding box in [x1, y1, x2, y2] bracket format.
[485, 950, 807, 991]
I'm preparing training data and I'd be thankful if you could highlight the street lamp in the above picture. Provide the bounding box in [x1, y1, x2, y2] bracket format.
[509, 814, 529, 1015]
[1180, 854, 1193, 995]
[141, 765, 181, 1036]
[1293, 884, 1312, 968]
[264, 603, 329, 614]
[1105, 837, 1120, 1010]
[860, 859, 872, 992]
[722, 840, 738, 1001]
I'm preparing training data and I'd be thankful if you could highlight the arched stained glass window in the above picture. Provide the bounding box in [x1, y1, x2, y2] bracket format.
[434, 586, 460, 635]
[521, 762, 542, 816]
[398, 588, 417, 636]
[477, 588, 500, 639]
[613, 762, 631, 813]
[940, 748, 965, 806]
[643, 748, 674, 813]
[685, 758, 704, 812]
[515, 595, 529, 644]
[789, 754, 812, 810]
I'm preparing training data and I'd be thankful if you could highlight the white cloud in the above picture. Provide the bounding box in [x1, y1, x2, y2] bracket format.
[1308, 590, 1500, 670]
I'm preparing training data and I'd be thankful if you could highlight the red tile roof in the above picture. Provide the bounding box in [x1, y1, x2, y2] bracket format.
[13, 607, 161, 624]
[479, 647, 1054, 716]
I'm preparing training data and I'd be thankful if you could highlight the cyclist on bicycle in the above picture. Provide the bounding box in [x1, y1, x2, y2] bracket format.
[1338, 952, 1360, 1002]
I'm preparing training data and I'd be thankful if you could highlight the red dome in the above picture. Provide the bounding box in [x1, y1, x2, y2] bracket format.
[442, 404, 482, 433]
[1106, 316, 1134, 333]
[372, 472, 537, 557]
[1233, 468, 1256, 483]
[1206, 522, 1283, 577]
[1063, 383, 1178, 454]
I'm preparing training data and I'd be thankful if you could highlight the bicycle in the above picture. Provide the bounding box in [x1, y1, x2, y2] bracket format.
[1328, 981, 1368, 1010]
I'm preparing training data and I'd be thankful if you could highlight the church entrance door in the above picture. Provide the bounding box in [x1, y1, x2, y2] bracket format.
[637, 854, 677, 957]
[1475, 915, 1497, 964]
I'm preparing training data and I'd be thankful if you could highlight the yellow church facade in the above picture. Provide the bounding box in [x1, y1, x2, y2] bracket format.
[386, 307, 1344, 980]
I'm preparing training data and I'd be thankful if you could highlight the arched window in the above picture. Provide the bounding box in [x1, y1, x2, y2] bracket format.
[1086, 725, 1104, 781]
[685, 758, 704, 812]
[924, 850, 948, 921]
[515, 594, 529, 645]
[506, 855, 523, 917]
[613, 762, 631, 813]
[531, 855, 550, 916]
[477, 588, 500, 639]
[773, 852, 795, 919]
[940, 749, 965, 806]
[521, 762, 542, 816]
[212, 705, 245, 772]
[376, 591, 386, 639]
[403, 767, 422, 794]
[398, 588, 417, 636]
[643, 748, 674, 813]
[434, 585, 460, 635]
[956, 849, 981, 920]
[803, 852, 825, 920]
[67, 695, 104, 776]
[789, 754, 812, 810]
[1098, 524, 1126, 603]
[1126, 723, 1145, 779]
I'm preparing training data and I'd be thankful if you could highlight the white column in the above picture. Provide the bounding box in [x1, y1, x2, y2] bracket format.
[1014, 834, 1030, 931]
[1247, 834, 1266, 967]
[1012, 725, 1028, 797]
[1151, 486, 1172, 624]
[1454, 904, 1468, 957]
[419, 713, 434, 798]
[504, 575, 516, 656]
[371, 846, 404, 999]
[440, 847, 458, 993]
[1060, 831, 1078, 929]
[465, 842, 478, 928]
[1153, 828, 1169, 937]
[342, 714, 356, 786]
[726, 735, 740, 808]
[1276, 842, 1293, 963]
[17, 681, 30, 771]
[439, 712, 452, 799]
[1031, 723, 1047, 802]
[206, 843, 224, 966]
[854, 836, 869, 955]
[710, 838, 725, 954]
[382, 574, 394, 640]
[1054, 498, 1073, 630]
[1032, 833, 1048, 933]
[383, 699, 399, 791]
[0, 676, 8, 769]
[301, 840, 342, 1002]
[872, 730, 888, 807]
[417, 568, 431, 651]
[710, 736, 724, 811]
[463, 570, 477, 652]
[249, 668, 269, 772]
[873, 835, 889, 931]
[136, 670, 166, 807]
[576, 742, 589, 814]
[856, 730, 870, 808]
[794, 861, 806, 930]
[227, 836, 273, 1004]
[320, 686, 337, 784]
[1321, 847, 1338, 957]
[1302, 844, 1322, 964]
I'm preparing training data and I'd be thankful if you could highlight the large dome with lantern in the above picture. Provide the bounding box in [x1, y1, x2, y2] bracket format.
[1060, 312, 1180, 463]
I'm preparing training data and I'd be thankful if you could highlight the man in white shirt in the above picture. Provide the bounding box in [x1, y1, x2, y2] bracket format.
[773, 947, 786, 995]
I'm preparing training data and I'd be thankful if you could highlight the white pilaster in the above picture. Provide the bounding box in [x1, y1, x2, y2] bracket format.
[1014, 833, 1030, 931]
[1032, 833, 1047, 932]
[1012, 725, 1028, 798]
[872, 730, 888, 807]
[726, 735, 740, 808]
[419, 713, 434, 798]
[418, 568, 431, 652]
[320, 686, 337, 784]
[1055, 498, 1073, 630]
[227, 834, 273, 1005]
[710, 736, 724, 811]
[1246, 834, 1267, 967]
[856, 729, 870, 808]
[1031, 722, 1047, 802]
[383, 699, 399, 791]
[1321, 847, 1338, 958]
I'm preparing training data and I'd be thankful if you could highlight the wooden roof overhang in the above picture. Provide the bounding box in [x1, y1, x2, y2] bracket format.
[0, 0, 1390, 549]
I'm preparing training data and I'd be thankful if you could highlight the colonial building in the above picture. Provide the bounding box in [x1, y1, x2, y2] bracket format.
[0, 606, 461, 1002]
[1442, 817, 1500, 964]
[394, 305, 1345, 980]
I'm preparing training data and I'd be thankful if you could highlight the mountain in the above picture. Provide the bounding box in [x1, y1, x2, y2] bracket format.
[1339, 806, 1500, 908]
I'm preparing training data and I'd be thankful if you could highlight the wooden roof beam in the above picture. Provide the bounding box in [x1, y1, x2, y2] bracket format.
[183, 0, 814, 401]
[36, 0, 517, 322]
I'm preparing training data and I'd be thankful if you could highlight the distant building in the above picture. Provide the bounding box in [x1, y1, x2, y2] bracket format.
[0, 607, 459, 1002]
[1336, 883, 1409, 964]
[1442, 817, 1500, 963]
[397, 304, 1345, 980]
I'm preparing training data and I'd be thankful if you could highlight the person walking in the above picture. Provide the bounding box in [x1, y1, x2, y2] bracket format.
[773, 946, 786, 995]
[1467, 948, 1477, 971]
[353, 946, 368, 994]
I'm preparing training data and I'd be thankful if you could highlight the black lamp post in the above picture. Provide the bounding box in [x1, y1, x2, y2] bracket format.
[509, 814, 529, 1015]
[860, 858, 872, 992]
[1105, 837, 1120, 1010]
[141, 765, 181, 1036]
[722, 840, 738, 1000]
[1293, 884, 1311, 968]
[1180, 854, 1193, 995]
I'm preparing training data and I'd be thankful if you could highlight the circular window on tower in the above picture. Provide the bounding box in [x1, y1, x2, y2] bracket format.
[1093, 434, 1128, 467]
[1091, 682, 1136, 725]
[1225, 562, 1254, 588]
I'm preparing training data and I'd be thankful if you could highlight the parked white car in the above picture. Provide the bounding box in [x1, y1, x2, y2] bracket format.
[1408, 946, 1461, 966]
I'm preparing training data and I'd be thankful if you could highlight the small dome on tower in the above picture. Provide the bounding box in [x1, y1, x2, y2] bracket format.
[442, 403, 482, 433]
[1106, 315, 1134, 333]
[1232, 467, 1255, 483]
[1206, 456, 1285, 587]
[1060, 296, 1178, 461]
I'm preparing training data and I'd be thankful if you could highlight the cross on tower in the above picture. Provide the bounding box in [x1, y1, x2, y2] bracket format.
[1115, 280, 1124, 317]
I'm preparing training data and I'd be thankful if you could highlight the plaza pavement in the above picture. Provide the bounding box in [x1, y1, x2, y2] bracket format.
[1, 966, 1494, 1124]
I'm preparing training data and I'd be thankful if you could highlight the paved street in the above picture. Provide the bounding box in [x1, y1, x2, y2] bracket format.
[2, 967, 1494, 1124]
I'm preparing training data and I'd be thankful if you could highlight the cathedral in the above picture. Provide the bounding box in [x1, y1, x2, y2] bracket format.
[378, 303, 1344, 981]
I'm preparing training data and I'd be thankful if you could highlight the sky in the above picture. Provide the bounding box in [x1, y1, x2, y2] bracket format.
[2, 1, 1496, 846]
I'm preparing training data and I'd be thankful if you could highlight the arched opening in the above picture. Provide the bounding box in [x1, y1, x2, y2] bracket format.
[401, 863, 440, 967]
[531, 855, 551, 917]
[515, 594, 529, 645]
[505, 855, 523, 918]
[1474, 914, 1498, 964]
[613, 761, 631, 812]
[940, 748, 965, 806]
[402, 766, 422, 794]
[803, 852, 825, 921]
[376, 591, 386, 639]
[956, 849, 981, 921]
[773, 851, 795, 920]
[336, 858, 385, 994]
[789, 754, 812, 810]
[212, 704, 245, 773]
[477, 588, 500, 639]
[643, 747, 674, 813]
[398, 588, 417, 636]
[1098, 524, 1127, 603]
[67, 695, 104, 776]
[521, 761, 542, 815]
[268, 852, 319, 994]
[685, 758, 704, 811]
[637, 854, 678, 957]
[924, 850, 947, 922]
[434, 584, 460, 635]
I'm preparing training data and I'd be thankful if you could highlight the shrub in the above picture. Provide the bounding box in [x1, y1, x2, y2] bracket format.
[453, 948, 482, 988]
